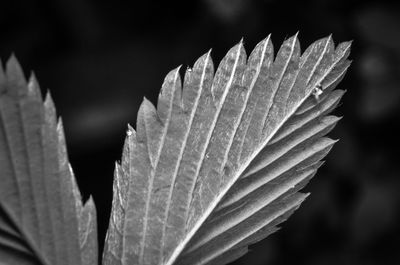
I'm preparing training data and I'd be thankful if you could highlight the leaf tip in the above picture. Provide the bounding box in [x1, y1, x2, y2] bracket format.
[141, 96, 152, 109]
[158, 66, 182, 105]
[5, 53, 27, 95]
[84, 195, 97, 212]
[44, 91, 54, 109]
[27, 72, 43, 100]
[136, 96, 157, 141]
[283, 32, 300, 52]
[56, 118, 70, 166]
[340, 39, 353, 49]
[127, 123, 133, 129]
[44, 91, 57, 124]
[323, 115, 342, 126]
[56, 117, 64, 134]
[127, 123, 135, 135]
[302, 192, 311, 201]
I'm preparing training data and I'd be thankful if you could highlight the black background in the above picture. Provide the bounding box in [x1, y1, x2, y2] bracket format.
[1, 0, 400, 264]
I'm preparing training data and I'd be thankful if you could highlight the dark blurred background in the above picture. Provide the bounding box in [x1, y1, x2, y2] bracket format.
[1, 0, 399, 264]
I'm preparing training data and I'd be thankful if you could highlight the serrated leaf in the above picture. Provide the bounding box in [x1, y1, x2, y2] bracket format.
[103, 34, 351, 265]
[0, 57, 98, 265]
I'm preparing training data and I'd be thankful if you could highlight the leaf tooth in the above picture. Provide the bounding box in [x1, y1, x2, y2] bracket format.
[321, 59, 351, 95]
[182, 50, 213, 113]
[123, 124, 136, 165]
[69, 163, 83, 213]
[126, 123, 136, 136]
[269, 35, 301, 120]
[136, 97, 161, 168]
[157, 66, 182, 124]
[248, 34, 273, 64]
[5, 55, 27, 97]
[304, 39, 351, 100]
[335, 40, 352, 63]
[56, 119, 68, 169]
[307, 35, 335, 86]
[27, 73, 42, 101]
[306, 35, 335, 85]
[260, 32, 299, 136]
[43, 92, 57, 127]
[307, 35, 334, 83]
[136, 97, 153, 141]
[299, 40, 315, 68]
[279, 32, 299, 60]
[123, 124, 136, 179]
[284, 35, 335, 114]
[210, 41, 246, 105]
[119, 126, 135, 209]
[80, 196, 98, 265]
[236, 35, 274, 163]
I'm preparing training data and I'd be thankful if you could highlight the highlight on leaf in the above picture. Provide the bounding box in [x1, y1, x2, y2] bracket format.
[103, 33, 351, 265]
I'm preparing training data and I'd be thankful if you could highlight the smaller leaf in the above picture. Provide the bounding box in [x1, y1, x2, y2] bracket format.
[0, 57, 98, 265]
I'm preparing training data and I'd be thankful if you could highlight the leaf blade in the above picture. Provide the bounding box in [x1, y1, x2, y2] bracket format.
[0, 58, 98, 265]
[104, 34, 351, 265]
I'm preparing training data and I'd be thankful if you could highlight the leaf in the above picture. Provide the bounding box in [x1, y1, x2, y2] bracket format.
[103, 33, 351, 265]
[0, 57, 98, 265]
